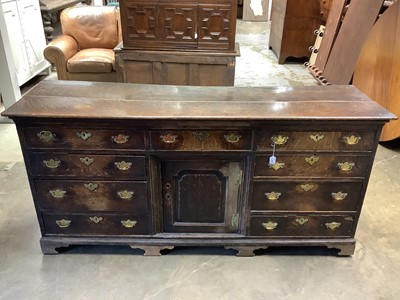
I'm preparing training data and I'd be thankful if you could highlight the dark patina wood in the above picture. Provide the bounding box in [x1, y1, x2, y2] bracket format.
[2, 80, 396, 256]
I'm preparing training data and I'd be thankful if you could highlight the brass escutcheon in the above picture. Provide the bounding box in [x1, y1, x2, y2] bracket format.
[37, 131, 56, 142]
[343, 135, 361, 145]
[295, 217, 309, 225]
[305, 155, 320, 166]
[331, 191, 348, 201]
[115, 161, 132, 171]
[325, 222, 341, 230]
[80, 157, 95, 166]
[265, 191, 281, 201]
[262, 221, 278, 230]
[76, 131, 92, 141]
[49, 189, 67, 199]
[121, 219, 137, 228]
[84, 183, 99, 191]
[192, 131, 210, 141]
[337, 162, 355, 171]
[89, 216, 103, 224]
[161, 133, 178, 144]
[112, 134, 129, 144]
[269, 162, 285, 171]
[117, 190, 134, 200]
[43, 159, 61, 169]
[299, 183, 316, 192]
[224, 133, 241, 143]
[309, 133, 325, 142]
[56, 219, 71, 228]
[271, 135, 289, 145]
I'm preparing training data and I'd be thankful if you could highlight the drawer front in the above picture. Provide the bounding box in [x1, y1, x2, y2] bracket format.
[35, 180, 148, 212]
[150, 130, 252, 151]
[256, 131, 375, 152]
[252, 181, 363, 212]
[42, 213, 150, 235]
[250, 215, 355, 237]
[254, 154, 371, 178]
[29, 153, 146, 179]
[24, 128, 145, 150]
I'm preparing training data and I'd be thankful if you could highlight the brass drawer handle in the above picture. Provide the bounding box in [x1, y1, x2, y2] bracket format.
[121, 219, 137, 228]
[112, 134, 129, 144]
[331, 191, 348, 201]
[56, 219, 71, 228]
[224, 133, 241, 143]
[49, 189, 67, 199]
[305, 155, 319, 166]
[37, 131, 56, 142]
[337, 162, 355, 171]
[115, 161, 132, 171]
[310, 133, 324, 142]
[76, 131, 92, 141]
[271, 135, 289, 145]
[161, 133, 178, 144]
[43, 159, 61, 169]
[265, 191, 281, 201]
[295, 217, 309, 225]
[299, 183, 316, 192]
[192, 131, 210, 141]
[89, 216, 103, 224]
[80, 157, 95, 166]
[269, 162, 285, 171]
[84, 183, 99, 191]
[117, 190, 134, 200]
[325, 222, 341, 230]
[343, 135, 361, 145]
[262, 221, 278, 230]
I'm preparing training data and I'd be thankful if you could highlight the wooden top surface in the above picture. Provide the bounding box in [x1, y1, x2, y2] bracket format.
[2, 80, 396, 121]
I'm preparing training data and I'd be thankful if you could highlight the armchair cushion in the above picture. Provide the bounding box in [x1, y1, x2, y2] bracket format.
[67, 48, 115, 73]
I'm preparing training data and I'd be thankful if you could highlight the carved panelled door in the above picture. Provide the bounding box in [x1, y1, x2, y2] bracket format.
[162, 158, 244, 233]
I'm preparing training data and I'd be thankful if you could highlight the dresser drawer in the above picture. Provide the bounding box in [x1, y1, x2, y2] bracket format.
[252, 181, 363, 212]
[256, 131, 375, 152]
[42, 213, 150, 235]
[254, 154, 371, 178]
[150, 130, 252, 151]
[35, 180, 148, 212]
[29, 153, 146, 179]
[23, 127, 145, 150]
[250, 215, 355, 237]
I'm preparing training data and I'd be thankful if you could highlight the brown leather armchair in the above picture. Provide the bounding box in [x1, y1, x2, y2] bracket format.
[44, 6, 121, 82]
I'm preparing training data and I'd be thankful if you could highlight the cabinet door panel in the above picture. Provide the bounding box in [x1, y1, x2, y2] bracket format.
[162, 158, 244, 233]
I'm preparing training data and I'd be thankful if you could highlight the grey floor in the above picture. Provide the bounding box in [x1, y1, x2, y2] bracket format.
[1, 21, 400, 300]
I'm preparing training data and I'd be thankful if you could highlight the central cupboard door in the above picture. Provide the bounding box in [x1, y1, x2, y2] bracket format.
[161, 158, 244, 233]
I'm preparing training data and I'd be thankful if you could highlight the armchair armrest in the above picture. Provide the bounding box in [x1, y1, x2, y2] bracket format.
[44, 35, 78, 80]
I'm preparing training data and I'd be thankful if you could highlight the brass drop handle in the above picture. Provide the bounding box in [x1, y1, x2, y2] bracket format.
[269, 162, 285, 171]
[331, 191, 348, 201]
[295, 217, 309, 225]
[271, 135, 289, 145]
[121, 219, 137, 228]
[49, 189, 67, 199]
[117, 190, 134, 200]
[309, 133, 324, 142]
[160, 133, 178, 144]
[80, 157, 95, 166]
[56, 219, 71, 228]
[84, 183, 99, 191]
[224, 133, 241, 143]
[262, 221, 278, 230]
[112, 134, 129, 144]
[325, 222, 341, 230]
[305, 155, 319, 166]
[76, 131, 92, 141]
[265, 191, 281, 201]
[89, 216, 103, 224]
[37, 131, 56, 142]
[343, 135, 361, 145]
[337, 162, 355, 171]
[114, 161, 132, 171]
[43, 159, 61, 169]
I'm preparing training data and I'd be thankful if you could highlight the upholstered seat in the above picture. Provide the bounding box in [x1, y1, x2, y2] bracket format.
[44, 6, 121, 82]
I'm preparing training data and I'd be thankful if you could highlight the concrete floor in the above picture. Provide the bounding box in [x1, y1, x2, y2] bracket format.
[1, 21, 400, 299]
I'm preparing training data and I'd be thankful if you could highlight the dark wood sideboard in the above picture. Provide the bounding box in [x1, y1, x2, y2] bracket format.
[2, 81, 395, 256]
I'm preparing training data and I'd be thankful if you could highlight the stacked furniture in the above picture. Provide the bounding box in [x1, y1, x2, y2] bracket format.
[1, 81, 395, 256]
[115, 0, 239, 86]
